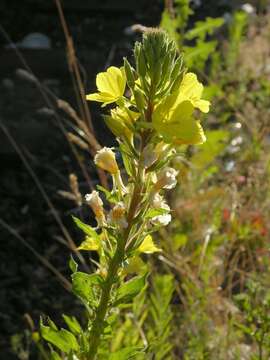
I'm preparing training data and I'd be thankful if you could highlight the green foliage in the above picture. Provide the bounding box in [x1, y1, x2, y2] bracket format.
[72, 272, 102, 306]
[226, 11, 248, 71]
[160, 0, 192, 46]
[147, 274, 175, 359]
[234, 279, 270, 359]
[161, 1, 224, 71]
[40, 321, 79, 353]
[114, 273, 148, 306]
[34, 2, 270, 359]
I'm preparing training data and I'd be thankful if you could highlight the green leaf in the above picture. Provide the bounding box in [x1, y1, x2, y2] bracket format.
[97, 185, 118, 204]
[109, 346, 144, 359]
[62, 315, 81, 335]
[72, 272, 102, 304]
[172, 234, 188, 251]
[72, 216, 99, 241]
[120, 146, 134, 177]
[114, 273, 148, 305]
[185, 17, 224, 41]
[40, 323, 79, 353]
[69, 255, 78, 273]
[145, 208, 169, 219]
[77, 236, 100, 251]
[192, 130, 229, 168]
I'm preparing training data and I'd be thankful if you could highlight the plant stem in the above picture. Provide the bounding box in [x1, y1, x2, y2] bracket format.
[87, 241, 124, 359]
[87, 181, 143, 359]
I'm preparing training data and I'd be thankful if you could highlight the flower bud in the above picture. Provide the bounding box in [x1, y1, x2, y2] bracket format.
[94, 147, 119, 174]
[155, 167, 178, 190]
[142, 144, 158, 168]
[85, 191, 105, 225]
[108, 202, 128, 229]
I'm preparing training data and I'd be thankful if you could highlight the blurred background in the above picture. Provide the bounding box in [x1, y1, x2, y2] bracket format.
[1, 0, 270, 359]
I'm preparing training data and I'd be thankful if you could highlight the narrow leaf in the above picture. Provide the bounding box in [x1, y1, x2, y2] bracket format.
[69, 255, 78, 273]
[72, 216, 99, 240]
[62, 315, 81, 335]
[109, 346, 144, 359]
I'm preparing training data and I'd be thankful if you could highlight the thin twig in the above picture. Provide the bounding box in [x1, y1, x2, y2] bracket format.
[0, 122, 88, 269]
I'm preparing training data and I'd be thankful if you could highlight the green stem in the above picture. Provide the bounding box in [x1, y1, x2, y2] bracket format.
[87, 181, 143, 359]
[87, 241, 124, 359]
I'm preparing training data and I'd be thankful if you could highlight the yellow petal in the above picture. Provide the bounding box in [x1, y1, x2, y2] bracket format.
[153, 100, 206, 145]
[96, 66, 126, 98]
[176, 72, 210, 113]
[86, 92, 116, 104]
[86, 66, 126, 105]
[138, 235, 161, 254]
[194, 99, 210, 113]
[77, 236, 100, 251]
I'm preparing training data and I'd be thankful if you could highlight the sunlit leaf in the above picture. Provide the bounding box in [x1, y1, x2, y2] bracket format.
[72, 216, 99, 241]
[62, 315, 81, 335]
[40, 322, 79, 353]
[109, 346, 144, 359]
[72, 272, 102, 304]
[77, 236, 100, 251]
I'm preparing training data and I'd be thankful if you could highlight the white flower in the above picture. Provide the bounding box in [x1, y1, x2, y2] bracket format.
[108, 202, 128, 229]
[152, 213, 172, 226]
[151, 193, 171, 226]
[241, 3, 255, 14]
[152, 193, 170, 210]
[94, 147, 119, 174]
[85, 191, 105, 224]
[155, 167, 178, 190]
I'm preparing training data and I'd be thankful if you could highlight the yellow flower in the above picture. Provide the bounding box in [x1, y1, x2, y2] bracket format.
[86, 66, 126, 106]
[176, 72, 210, 113]
[138, 235, 161, 254]
[152, 72, 209, 145]
[153, 98, 206, 145]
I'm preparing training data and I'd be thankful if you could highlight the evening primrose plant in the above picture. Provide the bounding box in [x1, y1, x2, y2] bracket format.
[40, 29, 210, 359]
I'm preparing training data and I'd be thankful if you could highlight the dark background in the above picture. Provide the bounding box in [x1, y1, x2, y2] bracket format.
[0, 1, 236, 358]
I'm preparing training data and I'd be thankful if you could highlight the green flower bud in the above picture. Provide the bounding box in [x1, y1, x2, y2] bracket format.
[124, 58, 136, 89]
[133, 88, 145, 112]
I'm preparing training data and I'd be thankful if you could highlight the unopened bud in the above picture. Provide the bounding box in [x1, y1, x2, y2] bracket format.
[94, 147, 119, 174]
[142, 145, 158, 168]
[85, 191, 105, 225]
